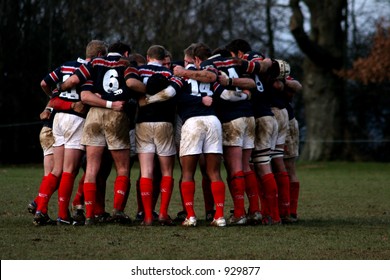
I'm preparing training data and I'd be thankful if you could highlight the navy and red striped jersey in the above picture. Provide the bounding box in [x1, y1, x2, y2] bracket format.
[244, 51, 274, 118]
[125, 62, 183, 124]
[43, 57, 88, 102]
[76, 53, 131, 102]
[200, 54, 254, 123]
[177, 64, 224, 124]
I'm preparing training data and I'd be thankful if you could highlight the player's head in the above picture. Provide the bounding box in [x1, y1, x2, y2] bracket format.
[86, 40, 107, 59]
[183, 43, 196, 66]
[147, 45, 166, 61]
[128, 53, 146, 67]
[212, 47, 231, 57]
[193, 43, 212, 68]
[225, 39, 252, 58]
[108, 41, 132, 57]
[163, 50, 172, 69]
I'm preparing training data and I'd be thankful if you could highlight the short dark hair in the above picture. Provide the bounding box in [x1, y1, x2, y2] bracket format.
[108, 41, 131, 55]
[225, 39, 252, 55]
[212, 47, 231, 57]
[193, 43, 212, 61]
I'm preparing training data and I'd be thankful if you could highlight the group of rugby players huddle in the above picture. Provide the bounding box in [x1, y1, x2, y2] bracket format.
[28, 38, 302, 227]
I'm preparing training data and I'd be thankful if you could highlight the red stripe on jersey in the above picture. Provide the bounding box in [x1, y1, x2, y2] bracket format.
[170, 76, 183, 87]
[251, 57, 264, 62]
[61, 66, 77, 74]
[92, 58, 128, 68]
[212, 82, 220, 92]
[83, 80, 93, 87]
[78, 64, 91, 80]
[213, 59, 237, 69]
[247, 61, 255, 73]
[49, 72, 59, 83]
[124, 66, 139, 77]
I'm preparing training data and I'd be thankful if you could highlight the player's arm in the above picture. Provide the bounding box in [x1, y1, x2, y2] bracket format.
[58, 74, 80, 92]
[39, 101, 53, 120]
[81, 90, 125, 111]
[220, 89, 250, 101]
[214, 82, 250, 102]
[218, 73, 256, 89]
[48, 96, 86, 115]
[285, 78, 302, 93]
[173, 65, 217, 83]
[40, 80, 53, 97]
[235, 57, 273, 74]
[139, 85, 177, 107]
[126, 78, 146, 95]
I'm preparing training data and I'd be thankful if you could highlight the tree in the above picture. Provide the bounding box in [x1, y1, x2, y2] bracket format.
[337, 22, 390, 85]
[289, 0, 347, 160]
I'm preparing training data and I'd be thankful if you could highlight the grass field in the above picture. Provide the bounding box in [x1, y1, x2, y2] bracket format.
[0, 161, 389, 260]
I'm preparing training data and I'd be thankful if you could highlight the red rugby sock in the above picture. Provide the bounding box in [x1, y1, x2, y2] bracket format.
[275, 171, 291, 218]
[211, 181, 226, 219]
[159, 176, 173, 218]
[140, 177, 153, 222]
[181, 181, 196, 218]
[36, 172, 59, 214]
[113, 176, 129, 211]
[230, 171, 246, 218]
[84, 182, 96, 219]
[58, 172, 76, 220]
[244, 170, 260, 214]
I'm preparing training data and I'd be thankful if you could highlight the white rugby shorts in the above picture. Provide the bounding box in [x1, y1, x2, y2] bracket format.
[39, 126, 54, 156]
[53, 112, 85, 150]
[81, 107, 130, 150]
[284, 117, 299, 159]
[254, 115, 278, 152]
[180, 115, 223, 157]
[271, 107, 289, 146]
[222, 116, 255, 149]
[135, 122, 176, 156]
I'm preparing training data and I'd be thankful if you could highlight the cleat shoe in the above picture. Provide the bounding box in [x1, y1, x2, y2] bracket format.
[281, 215, 294, 225]
[28, 201, 37, 215]
[140, 219, 153, 226]
[210, 217, 227, 227]
[109, 210, 132, 225]
[182, 216, 197, 227]
[247, 211, 262, 225]
[57, 218, 72, 226]
[174, 210, 187, 222]
[158, 215, 176, 226]
[33, 212, 55, 226]
[262, 216, 281, 226]
[72, 209, 86, 226]
[84, 217, 96, 226]
[152, 211, 159, 221]
[135, 211, 144, 221]
[290, 214, 299, 223]
[229, 215, 247, 225]
[205, 210, 216, 222]
[95, 212, 112, 223]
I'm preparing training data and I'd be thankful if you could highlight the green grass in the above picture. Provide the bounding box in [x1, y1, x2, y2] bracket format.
[0, 162, 389, 260]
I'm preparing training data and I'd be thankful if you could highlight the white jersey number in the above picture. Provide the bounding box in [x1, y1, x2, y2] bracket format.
[188, 79, 213, 97]
[103, 69, 120, 93]
[59, 74, 79, 100]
